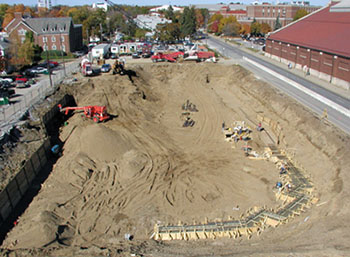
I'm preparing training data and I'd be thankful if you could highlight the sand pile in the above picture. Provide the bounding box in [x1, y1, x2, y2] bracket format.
[1, 63, 350, 256]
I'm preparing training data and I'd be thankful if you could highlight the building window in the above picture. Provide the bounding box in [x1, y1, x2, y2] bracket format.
[18, 28, 27, 36]
[21, 37, 25, 43]
[43, 37, 47, 43]
[61, 36, 64, 42]
[52, 44, 57, 50]
[51, 36, 56, 42]
[62, 44, 66, 52]
[43, 44, 48, 51]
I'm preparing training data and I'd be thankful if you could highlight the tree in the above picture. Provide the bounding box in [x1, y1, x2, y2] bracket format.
[156, 22, 181, 42]
[218, 16, 240, 35]
[274, 14, 282, 31]
[14, 4, 25, 13]
[200, 8, 209, 27]
[180, 7, 197, 38]
[0, 4, 9, 28]
[208, 13, 223, 33]
[239, 24, 250, 35]
[165, 5, 175, 22]
[210, 20, 220, 34]
[260, 22, 271, 35]
[2, 6, 14, 29]
[9, 32, 35, 68]
[222, 22, 240, 37]
[250, 18, 261, 36]
[293, 9, 308, 21]
[195, 9, 204, 28]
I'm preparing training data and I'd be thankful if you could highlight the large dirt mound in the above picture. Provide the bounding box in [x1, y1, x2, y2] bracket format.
[1, 63, 350, 256]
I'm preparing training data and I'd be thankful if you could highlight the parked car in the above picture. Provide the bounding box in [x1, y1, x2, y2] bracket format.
[15, 75, 28, 83]
[132, 53, 141, 59]
[30, 67, 48, 74]
[101, 64, 111, 73]
[39, 61, 58, 68]
[110, 53, 118, 59]
[16, 80, 30, 88]
[73, 51, 85, 57]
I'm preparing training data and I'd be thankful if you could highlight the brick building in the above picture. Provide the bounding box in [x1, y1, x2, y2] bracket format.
[214, 6, 247, 19]
[265, 1, 350, 89]
[5, 13, 83, 54]
[242, 3, 320, 28]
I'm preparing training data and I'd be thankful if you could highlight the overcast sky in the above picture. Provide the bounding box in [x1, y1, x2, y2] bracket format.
[1, 0, 331, 7]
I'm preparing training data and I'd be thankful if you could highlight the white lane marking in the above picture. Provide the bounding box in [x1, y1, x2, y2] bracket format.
[243, 57, 350, 118]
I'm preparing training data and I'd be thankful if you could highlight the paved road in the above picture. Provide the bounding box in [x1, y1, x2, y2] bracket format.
[207, 36, 350, 134]
[0, 60, 80, 135]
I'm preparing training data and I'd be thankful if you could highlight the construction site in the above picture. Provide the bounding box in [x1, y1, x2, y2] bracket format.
[0, 60, 350, 257]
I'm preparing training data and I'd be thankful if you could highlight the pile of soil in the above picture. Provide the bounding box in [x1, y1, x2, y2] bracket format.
[1, 62, 349, 256]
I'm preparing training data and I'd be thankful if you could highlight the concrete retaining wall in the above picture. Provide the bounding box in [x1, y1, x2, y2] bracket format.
[0, 94, 72, 227]
[0, 140, 51, 227]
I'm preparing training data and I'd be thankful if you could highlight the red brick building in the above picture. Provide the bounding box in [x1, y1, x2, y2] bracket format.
[265, 1, 350, 89]
[215, 6, 247, 19]
[241, 4, 320, 28]
[5, 12, 82, 53]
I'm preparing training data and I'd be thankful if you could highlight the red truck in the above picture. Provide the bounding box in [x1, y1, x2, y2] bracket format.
[151, 52, 184, 63]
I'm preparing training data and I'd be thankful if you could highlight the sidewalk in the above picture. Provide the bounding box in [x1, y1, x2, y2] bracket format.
[218, 37, 350, 101]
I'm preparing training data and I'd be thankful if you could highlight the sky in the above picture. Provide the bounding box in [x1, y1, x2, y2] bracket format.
[1, 0, 331, 7]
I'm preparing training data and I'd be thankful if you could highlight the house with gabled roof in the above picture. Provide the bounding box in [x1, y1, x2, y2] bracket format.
[265, 0, 350, 89]
[4, 12, 82, 54]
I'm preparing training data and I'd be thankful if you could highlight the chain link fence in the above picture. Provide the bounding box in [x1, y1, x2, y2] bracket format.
[0, 60, 80, 134]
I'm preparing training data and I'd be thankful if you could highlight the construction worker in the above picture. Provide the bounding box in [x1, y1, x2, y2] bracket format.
[257, 122, 263, 131]
[280, 164, 287, 175]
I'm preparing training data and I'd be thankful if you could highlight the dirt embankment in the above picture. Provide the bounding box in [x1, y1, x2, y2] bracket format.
[1, 63, 349, 257]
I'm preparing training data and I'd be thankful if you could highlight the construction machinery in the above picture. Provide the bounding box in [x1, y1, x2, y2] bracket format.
[151, 52, 184, 63]
[58, 104, 110, 123]
[80, 58, 93, 76]
[112, 59, 125, 75]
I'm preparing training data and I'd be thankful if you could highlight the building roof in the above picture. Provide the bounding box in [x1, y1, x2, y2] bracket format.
[268, 1, 350, 58]
[150, 5, 182, 12]
[24, 17, 72, 35]
[330, 0, 350, 11]
[193, 4, 247, 11]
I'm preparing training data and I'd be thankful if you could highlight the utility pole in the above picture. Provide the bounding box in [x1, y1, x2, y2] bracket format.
[86, 28, 89, 44]
[100, 23, 103, 43]
[44, 43, 53, 88]
[60, 33, 66, 76]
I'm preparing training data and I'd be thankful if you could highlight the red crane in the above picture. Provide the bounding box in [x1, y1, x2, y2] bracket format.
[58, 104, 110, 123]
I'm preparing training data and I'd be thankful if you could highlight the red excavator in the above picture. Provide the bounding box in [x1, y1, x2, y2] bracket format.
[58, 104, 110, 123]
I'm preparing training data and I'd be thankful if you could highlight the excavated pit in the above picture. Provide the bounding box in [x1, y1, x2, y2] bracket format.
[1, 62, 349, 256]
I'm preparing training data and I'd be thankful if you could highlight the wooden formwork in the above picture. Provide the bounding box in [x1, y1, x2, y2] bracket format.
[152, 123, 317, 241]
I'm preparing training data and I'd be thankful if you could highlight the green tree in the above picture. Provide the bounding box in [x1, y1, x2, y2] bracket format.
[0, 4, 9, 29]
[156, 22, 180, 42]
[274, 15, 282, 31]
[250, 18, 261, 36]
[180, 7, 197, 38]
[9, 32, 35, 68]
[165, 5, 175, 22]
[293, 9, 308, 21]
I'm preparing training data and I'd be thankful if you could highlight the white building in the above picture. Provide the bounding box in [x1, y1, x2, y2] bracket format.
[134, 15, 171, 33]
[150, 5, 183, 12]
[38, 0, 52, 9]
[92, 2, 109, 11]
